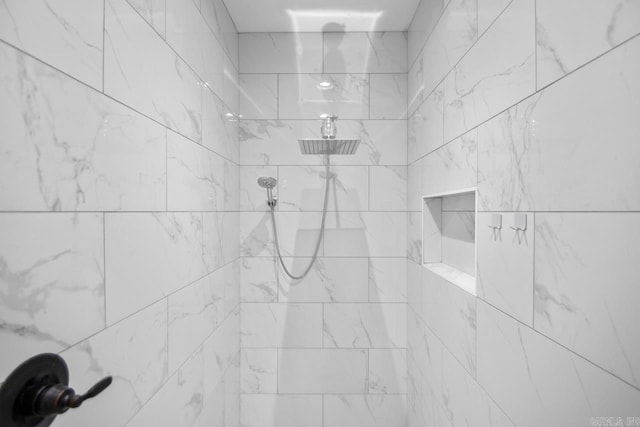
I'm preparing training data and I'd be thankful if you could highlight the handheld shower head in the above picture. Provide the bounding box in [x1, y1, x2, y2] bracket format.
[257, 176, 278, 208]
[257, 176, 277, 189]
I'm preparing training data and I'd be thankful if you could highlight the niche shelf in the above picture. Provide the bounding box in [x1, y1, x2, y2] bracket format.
[422, 188, 477, 295]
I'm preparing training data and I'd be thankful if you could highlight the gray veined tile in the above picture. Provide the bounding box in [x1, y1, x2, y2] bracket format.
[239, 74, 278, 120]
[239, 33, 323, 74]
[443, 0, 535, 142]
[323, 32, 408, 74]
[60, 300, 168, 427]
[104, 0, 202, 142]
[477, 301, 640, 427]
[240, 348, 277, 394]
[478, 34, 640, 212]
[0, 0, 104, 89]
[241, 303, 322, 348]
[126, 347, 204, 427]
[323, 303, 407, 349]
[0, 43, 167, 212]
[127, 0, 166, 38]
[0, 213, 104, 380]
[370, 74, 408, 120]
[278, 349, 367, 393]
[278, 257, 369, 303]
[105, 212, 204, 324]
[535, 213, 640, 389]
[536, 0, 640, 89]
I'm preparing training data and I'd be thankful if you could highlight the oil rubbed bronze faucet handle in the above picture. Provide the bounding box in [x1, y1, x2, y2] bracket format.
[0, 354, 113, 427]
[67, 376, 113, 408]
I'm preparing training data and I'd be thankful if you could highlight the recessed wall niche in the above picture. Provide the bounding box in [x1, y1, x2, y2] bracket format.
[422, 188, 477, 295]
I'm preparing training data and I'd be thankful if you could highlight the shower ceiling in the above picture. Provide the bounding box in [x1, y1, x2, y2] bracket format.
[222, 0, 421, 32]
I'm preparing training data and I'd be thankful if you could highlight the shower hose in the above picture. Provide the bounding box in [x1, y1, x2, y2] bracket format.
[269, 155, 331, 280]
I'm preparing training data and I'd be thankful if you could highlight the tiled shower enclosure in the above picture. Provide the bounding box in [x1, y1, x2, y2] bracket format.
[1, 0, 640, 426]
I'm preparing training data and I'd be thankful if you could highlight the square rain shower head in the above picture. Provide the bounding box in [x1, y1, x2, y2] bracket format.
[298, 138, 360, 155]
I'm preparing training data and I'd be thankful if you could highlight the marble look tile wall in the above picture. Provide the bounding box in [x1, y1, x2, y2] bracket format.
[0, 1, 240, 426]
[239, 31, 408, 427]
[408, 0, 640, 425]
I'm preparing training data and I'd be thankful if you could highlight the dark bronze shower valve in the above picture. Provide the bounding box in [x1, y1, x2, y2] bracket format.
[0, 353, 112, 427]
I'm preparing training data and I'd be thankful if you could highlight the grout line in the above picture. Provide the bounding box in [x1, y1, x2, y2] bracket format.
[534, 0, 538, 91]
[103, 213, 107, 326]
[102, 0, 106, 93]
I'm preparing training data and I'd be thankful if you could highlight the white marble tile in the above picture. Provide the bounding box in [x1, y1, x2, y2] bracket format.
[369, 166, 407, 212]
[241, 303, 322, 348]
[369, 349, 407, 393]
[324, 303, 407, 348]
[408, 83, 444, 164]
[441, 211, 475, 276]
[166, 0, 225, 96]
[240, 119, 406, 166]
[407, 50, 424, 117]
[127, 0, 166, 38]
[421, 268, 477, 375]
[203, 89, 239, 163]
[369, 258, 407, 303]
[203, 212, 239, 273]
[407, 261, 423, 317]
[241, 257, 278, 302]
[407, 309, 454, 427]
[370, 74, 408, 120]
[477, 0, 511, 34]
[421, 130, 477, 197]
[127, 348, 204, 427]
[168, 272, 224, 374]
[278, 349, 367, 393]
[61, 301, 167, 427]
[278, 165, 368, 212]
[239, 33, 323, 73]
[477, 212, 534, 325]
[240, 212, 325, 257]
[537, 0, 640, 89]
[167, 131, 229, 211]
[240, 394, 322, 427]
[223, 53, 240, 114]
[478, 35, 640, 212]
[443, 0, 535, 142]
[104, 0, 202, 142]
[203, 308, 239, 396]
[407, 162, 422, 212]
[323, 32, 408, 73]
[278, 74, 370, 120]
[324, 212, 407, 257]
[201, 0, 238, 69]
[0, 44, 167, 211]
[0, 0, 103, 89]
[407, 212, 423, 264]
[240, 349, 277, 394]
[0, 213, 104, 380]
[477, 301, 640, 427]
[239, 74, 278, 119]
[324, 395, 407, 427]
[535, 213, 640, 389]
[408, 0, 445, 67]
[278, 257, 369, 303]
[419, 0, 478, 102]
[105, 212, 204, 324]
[409, 310, 514, 427]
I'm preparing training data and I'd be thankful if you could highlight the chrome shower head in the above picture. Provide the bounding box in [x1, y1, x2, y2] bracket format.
[257, 176, 277, 189]
[298, 115, 360, 155]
